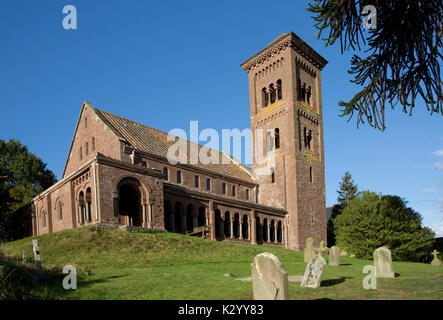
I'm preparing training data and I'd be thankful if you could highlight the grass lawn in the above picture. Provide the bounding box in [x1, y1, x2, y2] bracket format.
[1, 226, 442, 300]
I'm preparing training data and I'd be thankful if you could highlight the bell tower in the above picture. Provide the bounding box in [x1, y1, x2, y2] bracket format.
[241, 32, 328, 250]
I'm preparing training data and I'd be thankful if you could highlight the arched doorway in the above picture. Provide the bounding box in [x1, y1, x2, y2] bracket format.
[164, 200, 173, 231]
[117, 178, 142, 227]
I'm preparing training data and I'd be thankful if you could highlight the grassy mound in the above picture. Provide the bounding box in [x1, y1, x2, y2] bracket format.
[1, 226, 442, 300]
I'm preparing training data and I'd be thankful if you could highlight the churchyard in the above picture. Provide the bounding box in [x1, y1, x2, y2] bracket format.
[1, 226, 442, 300]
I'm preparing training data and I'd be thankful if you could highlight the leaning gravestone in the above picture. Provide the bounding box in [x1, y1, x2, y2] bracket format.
[304, 237, 316, 263]
[301, 254, 327, 288]
[328, 246, 340, 266]
[430, 250, 442, 266]
[32, 239, 42, 276]
[373, 246, 395, 278]
[251, 253, 288, 300]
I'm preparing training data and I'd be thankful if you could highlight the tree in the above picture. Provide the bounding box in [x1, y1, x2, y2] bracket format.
[0, 139, 56, 240]
[327, 171, 358, 245]
[333, 191, 435, 261]
[308, 0, 442, 130]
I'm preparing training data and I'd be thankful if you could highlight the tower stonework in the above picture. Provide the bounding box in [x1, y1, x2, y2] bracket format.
[241, 32, 328, 250]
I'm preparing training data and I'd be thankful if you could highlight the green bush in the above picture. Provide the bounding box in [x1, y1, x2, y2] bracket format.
[0, 251, 37, 299]
[333, 191, 435, 261]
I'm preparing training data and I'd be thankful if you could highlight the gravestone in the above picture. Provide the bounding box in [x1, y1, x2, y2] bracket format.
[22, 250, 27, 266]
[373, 246, 395, 278]
[318, 240, 329, 255]
[301, 254, 327, 288]
[32, 239, 42, 275]
[328, 246, 340, 266]
[430, 250, 442, 266]
[304, 237, 316, 263]
[251, 253, 288, 300]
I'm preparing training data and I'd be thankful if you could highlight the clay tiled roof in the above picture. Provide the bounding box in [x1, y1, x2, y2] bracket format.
[92, 107, 253, 182]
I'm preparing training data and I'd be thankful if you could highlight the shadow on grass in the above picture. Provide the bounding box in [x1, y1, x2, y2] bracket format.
[78, 274, 128, 288]
[395, 273, 400, 278]
[339, 263, 352, 266]
[321, 277, 353, 287]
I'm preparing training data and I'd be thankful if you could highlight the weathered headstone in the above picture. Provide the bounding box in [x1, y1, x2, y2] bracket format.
[32, 239, 42, 275]
[430, 250, 442, 266]
[373, 246, 395, 278]
[304, 237, 316, 263]
[318, 240, 329, 255]
[22, 250, 27, 266]
[301, 254, 327, 288]
[328, 246, 340, 266]
[251, 253, 288, 300]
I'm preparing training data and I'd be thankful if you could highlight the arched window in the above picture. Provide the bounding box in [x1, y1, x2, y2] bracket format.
[206, 178, 211, 191]
[194, 175, 199, 188]
[307, 86, 312, 104]
[277, 79, 282, 100]
[310, 166, 313, 183]
[177, 170, 182, 184]
[86, 188, 92, 222]
[85, 117, 87, 128]
[275, 128, 280, 149]
[42, 211, 47, 228]
[297, 79, 302, 100]
[92, 137, 95, 151]
[222, 183, 226, 194]
[301, 82, 306, 102]
[85, 142, 89, 156]
[262, 88, 269, 107]
[271, 169, 275, 183]
[246, 189, 249, 200]
[232, 185, 236, 197]
[79, 147, 83, 160]
[163, 167, 169, 181]
[269, 84, 276, 104]
[141, 161, 147, 167]
[58, 201, 63, 220]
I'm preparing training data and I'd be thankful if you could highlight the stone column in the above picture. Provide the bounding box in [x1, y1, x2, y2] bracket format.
[239, 216, 243, 240]
[274, 225, 278, 244]
[78, 205, 82, 224]
[250, 210, 257, 245]
[267, 223, 271, 243]
[85, 204, 90, 222]
[142, 204, 147, 227]
[248, 218, 251, 241]
[220, 217, 224, 238]
[230, 218, 234, 239]
[209, 201, 215, 240]
[148, 203, 153, 229]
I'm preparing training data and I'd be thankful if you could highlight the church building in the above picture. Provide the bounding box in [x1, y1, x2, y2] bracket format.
[31, 32, 328, 250]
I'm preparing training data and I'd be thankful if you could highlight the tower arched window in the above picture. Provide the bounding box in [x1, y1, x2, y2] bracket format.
[92, 137, 95, 151]
[177, 170, 182, 184]
[232, 185, 236, 197]
[222, 183, 226, 194]
[246, 189, 249, 200]
[85, 142, 89, 156]
[42, 211, 47, 228]
[307, 86, 311, 105]
[163, 167, 169, 181]
[269, 84, 276, 104]
[271, 169, 275, 183]
[275, 128, 280, 149]
[79, 147, 83, 160]
[310, 166, 313, 183]
[262, 88, 269, 107]
[206, 178, 211, 191]
[195, 175, 199, 188]
[276, 79, 282, 100]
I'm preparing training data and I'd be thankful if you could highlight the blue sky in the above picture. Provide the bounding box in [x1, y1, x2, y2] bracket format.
[0, 1, 442, 236]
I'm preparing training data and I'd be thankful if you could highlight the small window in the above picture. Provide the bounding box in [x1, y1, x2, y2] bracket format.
[206, 178, 211, 191]
[310, 166, 313, 183]
[80, 147, 83, 160]
[262, 88, 269, 107]
[222, 183, 226, 194]
[195, 175, 199, 188]
[246, 189, 249, 200]
[141, 161, 147, 167]
[307, 86, 312, 104]
[277, 79, 282, 100]
[86, 142, 89, 156]
[92, 137, 95, 151]
[232, 185, 236, 197]
[269, 84, 276, 104]
[271, 169, 275, 183]
[85, 117, 87, 128]
[177, 170, 182, 184]
[163, 167, 169, 181]
[275, 128, 280, 149]
[58, 202, 63, 220]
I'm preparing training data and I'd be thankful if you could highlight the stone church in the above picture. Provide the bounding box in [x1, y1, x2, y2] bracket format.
[31, 32, 328, 250]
